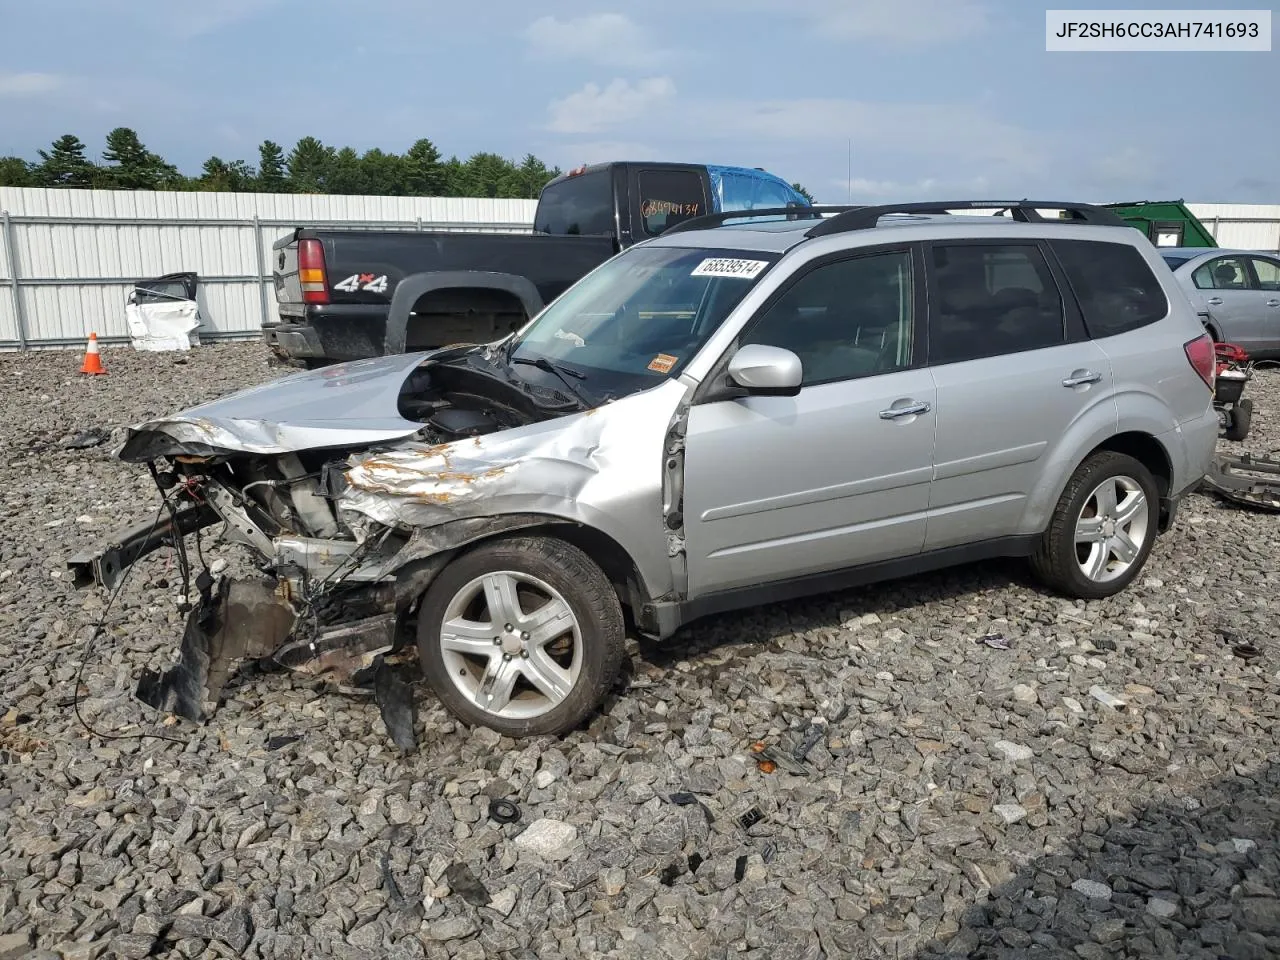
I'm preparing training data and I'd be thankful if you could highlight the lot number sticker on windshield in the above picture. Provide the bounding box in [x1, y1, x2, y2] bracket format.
[648, 353, 678, 373]
[691, 258, 769, 280]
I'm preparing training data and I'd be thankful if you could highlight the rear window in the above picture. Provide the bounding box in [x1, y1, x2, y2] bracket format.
[1161, 254, 1193, 270]
[637, 169, 706, 236]
[1050, 239, 1169, 338]
[535, 171, 615, 236]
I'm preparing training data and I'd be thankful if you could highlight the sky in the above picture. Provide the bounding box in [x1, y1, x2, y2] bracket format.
[0, 0, 1276, 203]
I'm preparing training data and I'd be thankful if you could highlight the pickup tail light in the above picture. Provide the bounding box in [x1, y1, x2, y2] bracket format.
[298, 238, 329, 305]
[1184, 333, 1215, 389]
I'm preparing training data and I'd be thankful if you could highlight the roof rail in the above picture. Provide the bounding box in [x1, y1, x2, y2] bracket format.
[804, 200, 1129, 238]
[660, 205, 861, 236]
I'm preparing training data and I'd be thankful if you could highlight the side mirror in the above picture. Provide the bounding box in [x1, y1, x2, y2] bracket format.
[726, 344, 803, 396]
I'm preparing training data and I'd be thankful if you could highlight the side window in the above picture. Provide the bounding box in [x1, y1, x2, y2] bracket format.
[1193, 256, 1252, 290]
[637, 170, 706, 235]
[1049, 239, 1169, 338]
[929, 243, 1064, 364]
[739, 250, 915, 386]
[534, 171, 614, 236]
[1249, 257, 1280, 291]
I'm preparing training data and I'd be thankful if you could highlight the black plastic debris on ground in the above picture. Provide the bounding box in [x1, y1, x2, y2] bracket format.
[737, 807, 764, 831]
[444, 862, 490, 906]
[265, 734, 300, 751]
[734, 855, 748, 882]
[370, 658, 416, 752]
[62, 427, 110, 450]
[488, 798, 521, 825]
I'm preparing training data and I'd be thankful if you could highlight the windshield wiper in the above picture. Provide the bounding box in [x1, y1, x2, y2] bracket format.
[510, 356, 595, 407]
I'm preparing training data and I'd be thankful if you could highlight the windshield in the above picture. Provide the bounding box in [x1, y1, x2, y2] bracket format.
[507, 244, 780, 400]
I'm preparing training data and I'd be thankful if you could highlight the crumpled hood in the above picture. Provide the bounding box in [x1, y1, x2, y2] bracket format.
[116, 351, 441, 460]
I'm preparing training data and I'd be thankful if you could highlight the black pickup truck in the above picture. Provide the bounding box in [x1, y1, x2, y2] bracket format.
[266, 161, 810, 364]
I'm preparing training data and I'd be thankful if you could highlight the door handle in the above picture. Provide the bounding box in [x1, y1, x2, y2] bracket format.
[1267, 299, 1280, 307]
[879, 400, 931, 419]
[1062, 371, 1102, 387]
[1206, 297, 1223, 305]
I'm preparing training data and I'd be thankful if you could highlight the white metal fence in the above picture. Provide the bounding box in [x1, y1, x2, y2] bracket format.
[0, 187, 539, 350]
[1187, 203, 1280, 253]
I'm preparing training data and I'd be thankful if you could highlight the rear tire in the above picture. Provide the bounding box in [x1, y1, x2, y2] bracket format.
[1031, 451, 1160, 600]
[1224, 399, 1253, 442]
[416, 536, 624, 738]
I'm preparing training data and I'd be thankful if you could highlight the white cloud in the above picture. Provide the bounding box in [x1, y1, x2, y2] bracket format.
[546, 77, 677, 134]
[524, 14, 663, 67]
[0, 73, 64, 97]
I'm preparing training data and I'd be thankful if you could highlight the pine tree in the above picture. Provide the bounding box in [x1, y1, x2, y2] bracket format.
[791, 182, 815, 203]
[100, 127, 180, 189]
[257, 140, 287, 192]
[0, 157, 32, 187]
[286, 136, 333, 193]
[36, 134, 96, 187]
[326, 147, 367, 195]
[360, 148, 405, 196]
[516, 153, 554, 199]
[404, 138, 444, 196]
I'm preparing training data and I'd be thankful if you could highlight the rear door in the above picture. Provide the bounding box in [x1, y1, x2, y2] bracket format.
[923, 239, 1116, 550]
[1247, 256, 1280, 352]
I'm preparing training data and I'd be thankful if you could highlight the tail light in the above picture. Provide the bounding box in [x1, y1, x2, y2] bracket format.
[1184, 333, 1215, 389]
[298, 238, 329, 305]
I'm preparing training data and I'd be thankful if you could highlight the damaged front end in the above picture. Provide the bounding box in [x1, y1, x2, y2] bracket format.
[66, 350, 561, 750]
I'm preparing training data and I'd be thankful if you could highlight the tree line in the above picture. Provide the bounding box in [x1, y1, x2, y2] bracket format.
[0, 129, 564, 198]
[0, 128, 816, 202]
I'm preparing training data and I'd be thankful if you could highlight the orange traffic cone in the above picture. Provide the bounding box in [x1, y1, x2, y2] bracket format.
[79, 332, 107, 375]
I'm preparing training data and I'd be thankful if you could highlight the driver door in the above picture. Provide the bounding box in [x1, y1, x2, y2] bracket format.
[681, 246, 937, 598]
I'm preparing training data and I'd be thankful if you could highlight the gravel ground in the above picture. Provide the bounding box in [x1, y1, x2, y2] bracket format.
[1, 341, 1278, 960]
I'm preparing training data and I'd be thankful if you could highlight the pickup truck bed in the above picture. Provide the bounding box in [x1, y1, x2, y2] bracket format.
[269, 229, 615, 363]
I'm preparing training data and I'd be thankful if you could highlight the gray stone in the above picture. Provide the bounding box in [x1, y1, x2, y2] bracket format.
[1147, 898, 1178, 919]
[108, 935, 158, 960]
[994, 803, 1028, 824]
[993, 740, 1035, 762]
[1072, 879, 1113, 901]
[513, 819, 579, 860]
[600, 868, 626, 897]
[423, 915, 478, 941]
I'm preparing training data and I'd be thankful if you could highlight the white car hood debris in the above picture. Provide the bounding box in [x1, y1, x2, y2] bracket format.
[127, 298, 202, 352]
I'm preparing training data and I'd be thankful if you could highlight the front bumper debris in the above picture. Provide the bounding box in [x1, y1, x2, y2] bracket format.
[134, 572, 418, 751]
[67, 503, 218, 591]
[1202, 452, 1280, 513]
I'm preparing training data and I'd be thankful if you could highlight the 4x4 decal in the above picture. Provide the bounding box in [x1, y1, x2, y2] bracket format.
[333, 272, 389, 294]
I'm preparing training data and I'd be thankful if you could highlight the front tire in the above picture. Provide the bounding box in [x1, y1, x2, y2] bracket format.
[1031, 451, 1160, 600]
[416, 536, 625, 737]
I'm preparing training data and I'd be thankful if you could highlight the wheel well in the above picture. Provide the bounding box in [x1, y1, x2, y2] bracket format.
[405, 287, 529, 350]
[449, 521, 653, 632]
[1092, 431, 1176, 530]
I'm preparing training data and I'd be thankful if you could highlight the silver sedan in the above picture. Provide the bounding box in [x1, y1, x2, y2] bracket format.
[1161, 247, 1280, 356]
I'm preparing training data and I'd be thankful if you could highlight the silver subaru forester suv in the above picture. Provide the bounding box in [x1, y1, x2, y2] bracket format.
[80, 201, 1219, 739]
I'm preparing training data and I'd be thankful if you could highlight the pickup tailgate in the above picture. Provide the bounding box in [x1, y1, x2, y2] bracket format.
[270, 232, 304, 323]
